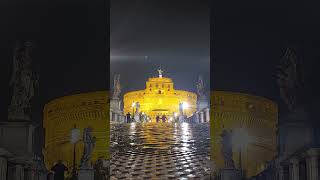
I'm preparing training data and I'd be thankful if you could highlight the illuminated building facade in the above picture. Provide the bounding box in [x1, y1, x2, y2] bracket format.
[123, 73, 197, 122]
[43, 91, 109, 170]
[210, 91, 278, 177]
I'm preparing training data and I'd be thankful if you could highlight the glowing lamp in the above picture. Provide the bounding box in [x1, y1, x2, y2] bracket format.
[70, 128, 80, 144]
[182, 102, 189, 109]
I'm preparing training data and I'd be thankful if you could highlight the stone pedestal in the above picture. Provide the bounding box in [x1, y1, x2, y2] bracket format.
[134, 114, 140, 121]
[110, 98, 121, 112]
[220, 168, 241, 180]
[0, 157, 7, 180]
[198, 96, 209, 110]
[78, 168, 94, 180]
[0, 121, 34, 157]
[8, 164, 24, 180]
[0, 121, 34, 180]
[278, 108, 313, 157]
[110, 98, 123, 122]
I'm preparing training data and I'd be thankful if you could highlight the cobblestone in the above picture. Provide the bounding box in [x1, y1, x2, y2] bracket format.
[110, 122, 210, 179]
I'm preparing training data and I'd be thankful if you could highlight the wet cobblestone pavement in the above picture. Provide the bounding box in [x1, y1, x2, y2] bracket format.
[110, 122, 210, 179]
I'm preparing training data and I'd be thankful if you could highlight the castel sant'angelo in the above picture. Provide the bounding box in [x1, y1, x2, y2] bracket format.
[123, 70, 198, 122]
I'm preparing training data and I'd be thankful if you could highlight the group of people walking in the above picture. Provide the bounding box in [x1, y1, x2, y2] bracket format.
[49, 159, 108, 180]
[126, 112, 169, 123]
[156, 115, 167, 123]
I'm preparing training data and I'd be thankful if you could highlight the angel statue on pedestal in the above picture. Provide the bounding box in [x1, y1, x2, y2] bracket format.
[8, 41, 39, 121]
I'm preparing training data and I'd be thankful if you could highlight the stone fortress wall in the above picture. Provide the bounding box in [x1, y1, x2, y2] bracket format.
[210, 91, 278, 177]
[43, 91, 110, 170]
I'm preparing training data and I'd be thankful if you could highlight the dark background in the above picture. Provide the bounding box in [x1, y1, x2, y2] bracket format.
[1, 0, 109, 153]
[110, 0, 210, 95]
[211, 1, 320, 116]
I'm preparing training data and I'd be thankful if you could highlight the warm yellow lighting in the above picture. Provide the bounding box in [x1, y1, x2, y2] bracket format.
[124, 75, 197, 122]
[43, 91, 110, 171]
[210, 91, 278, 177]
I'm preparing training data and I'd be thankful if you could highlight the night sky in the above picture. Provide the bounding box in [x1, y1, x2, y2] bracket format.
[110, 0, 210, 94]
[212, 2, 320, 115]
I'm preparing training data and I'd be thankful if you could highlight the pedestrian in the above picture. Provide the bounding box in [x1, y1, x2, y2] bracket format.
[50, 160, 68, 180]
[126, 112, 131, 123]
[156, 115, 160, 123]
[47, 172, 54, 180]
[162, 115, 167, 123]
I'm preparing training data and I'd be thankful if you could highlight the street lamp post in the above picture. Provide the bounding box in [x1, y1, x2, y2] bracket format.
[182, 102, 189, 116]
[232, 127, 252, 179]
[132, 102, 136, 117]
[70, 124, 80, 179]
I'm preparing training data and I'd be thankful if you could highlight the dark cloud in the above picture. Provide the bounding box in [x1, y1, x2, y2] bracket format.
[111, 0, 210, 94]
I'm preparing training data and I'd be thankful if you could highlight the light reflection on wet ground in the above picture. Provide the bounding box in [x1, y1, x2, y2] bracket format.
[110, 122, 210, 179]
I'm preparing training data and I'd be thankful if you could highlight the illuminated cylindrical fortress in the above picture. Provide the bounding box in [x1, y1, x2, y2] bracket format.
[43, 91, 109, 170]
[210, 91, 278, 177]
[123, 75, 197, 122]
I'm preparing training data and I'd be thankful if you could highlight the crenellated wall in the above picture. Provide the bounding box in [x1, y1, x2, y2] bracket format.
[43, 91, 110, 170]
[210, 91, 278, 177]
